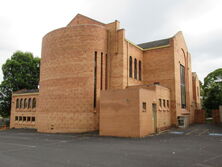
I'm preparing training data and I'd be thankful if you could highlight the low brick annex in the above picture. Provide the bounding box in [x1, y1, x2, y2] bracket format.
[10, 14, 201, 137]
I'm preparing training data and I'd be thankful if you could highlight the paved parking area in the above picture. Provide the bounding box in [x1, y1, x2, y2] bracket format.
[0, 124, 222, 167]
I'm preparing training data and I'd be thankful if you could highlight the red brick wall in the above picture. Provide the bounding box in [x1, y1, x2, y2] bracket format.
[37, 24, 108, 133]
[10, 93, 38, 129]
[194, 109, 205, 123]
[212, 110, 220, 124]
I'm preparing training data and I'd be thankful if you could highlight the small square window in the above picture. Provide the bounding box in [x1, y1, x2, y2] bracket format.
[23, 117, 26, 121]
[142, 102, 146, 112]
[27, 117, 31, 122]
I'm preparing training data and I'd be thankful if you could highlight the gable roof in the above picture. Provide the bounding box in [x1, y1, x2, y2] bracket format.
[137, 38, 170, 50]
[67, 14, 105, 27]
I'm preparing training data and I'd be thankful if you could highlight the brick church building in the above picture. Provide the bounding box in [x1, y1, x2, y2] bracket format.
[10, 14, 201, 137]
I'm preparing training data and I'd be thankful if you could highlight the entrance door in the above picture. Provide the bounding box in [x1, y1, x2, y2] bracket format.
[152, 103, 157, 133]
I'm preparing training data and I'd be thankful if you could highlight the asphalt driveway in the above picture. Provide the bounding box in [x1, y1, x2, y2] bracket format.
[0, 123, 221, 167]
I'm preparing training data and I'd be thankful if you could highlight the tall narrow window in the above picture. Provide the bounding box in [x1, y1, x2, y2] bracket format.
[16, 99, 19, 109]
[180, 64, 186, 108]
[28, 98, 31, 108]
[101, 52, 103, 90]
[139, 60, 142, 81]
[105, 54, 108, 90]
[94, 52, 97, 108]
[32, 98, 36, 108]
[24, 98, 27, 108]
[129, 56, 132, 78]
[159, 99, 162, 107]
[134, 58, 137, 79]
[20, 99, 23, 108]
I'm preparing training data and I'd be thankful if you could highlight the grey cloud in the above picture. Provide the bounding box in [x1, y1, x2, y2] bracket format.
[0, 0, 221, 83]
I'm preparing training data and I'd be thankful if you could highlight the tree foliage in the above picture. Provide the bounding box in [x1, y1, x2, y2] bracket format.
[203, 68, 222, 111]
[0, 51, 40, 117]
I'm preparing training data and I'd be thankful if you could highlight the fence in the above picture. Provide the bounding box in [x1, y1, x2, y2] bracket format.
[212, 110, 221, 124]
[195, 109, 206, 124]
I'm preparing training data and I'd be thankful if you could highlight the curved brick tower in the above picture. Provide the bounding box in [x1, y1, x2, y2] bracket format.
[37, 14, 108, 133]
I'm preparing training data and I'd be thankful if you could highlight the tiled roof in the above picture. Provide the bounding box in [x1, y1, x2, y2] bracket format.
[138, 38, 170, 49]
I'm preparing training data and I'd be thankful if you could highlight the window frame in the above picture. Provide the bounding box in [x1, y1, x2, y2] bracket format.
[180, 64, 186, 109]
[139, 60, 142, 81]
[134, 58, 137, 79]
[129, 56, 132, 78]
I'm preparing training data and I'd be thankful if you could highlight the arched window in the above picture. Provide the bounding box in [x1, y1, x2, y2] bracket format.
[32, 98, 36, 108]
[139, 60, 142, 81]
[134, 58, 137, 79]
[129, 56, 132, 78]
[24, 98, 27, 108]
[20, 99, 23, 108]
[28, 98, 31, 108]
[16, 99, 19, 109]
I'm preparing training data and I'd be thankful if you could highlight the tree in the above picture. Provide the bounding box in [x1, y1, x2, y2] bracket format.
[0, 51, 40, 117]
[203, 68, 222, 112]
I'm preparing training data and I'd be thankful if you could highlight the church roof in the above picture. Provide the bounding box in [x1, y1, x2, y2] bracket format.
[138, 38, 170, 50]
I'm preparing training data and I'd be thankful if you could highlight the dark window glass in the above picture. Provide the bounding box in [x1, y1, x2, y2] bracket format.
[163, 100, 166, 107]
[159, 99, 162, 107]
[24, 99, 27, 108]
[142, 102, 146, 112]
[105, 54, 108, 90]
[129, 56, 132, 78]
[28, 98, 31, 108]
[20, 99, 23, 108]
[180, 64, 186, 108]
[32, 98, 36, 108]
[101, 52, 103, 90]
[15, 116, 18, 121]
[134, 58, 137, 79]
[32, 117, 35, 122]
[139, 61, 142, 81]
[94, 51, 97, 108]
[16, 99, 19, 109]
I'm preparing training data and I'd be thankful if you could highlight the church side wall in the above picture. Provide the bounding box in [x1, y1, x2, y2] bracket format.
[37, 25, 107, 133]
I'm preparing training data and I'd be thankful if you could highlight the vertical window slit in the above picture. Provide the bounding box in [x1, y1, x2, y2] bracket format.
[134, 58, 137, 79]
[129, 56, 132, 78]
[94, 51, 97, 108]
[101, 52, 103, 90]
[105, 54, 108, 90]
[180, 64, 186, 108]
[139, 60, 142, 81]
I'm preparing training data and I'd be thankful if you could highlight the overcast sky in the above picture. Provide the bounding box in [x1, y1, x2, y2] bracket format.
[0, 0, 221, 82]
